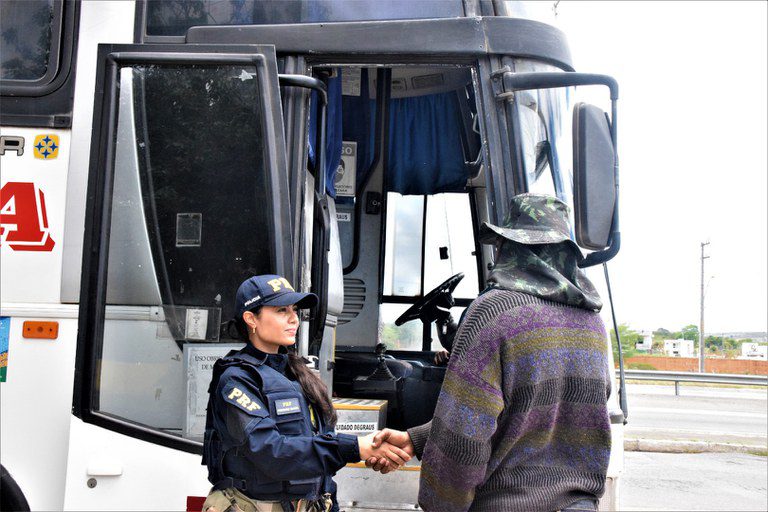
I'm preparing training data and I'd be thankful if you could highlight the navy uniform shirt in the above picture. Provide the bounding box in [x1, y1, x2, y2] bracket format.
[210, 344, 359, 493]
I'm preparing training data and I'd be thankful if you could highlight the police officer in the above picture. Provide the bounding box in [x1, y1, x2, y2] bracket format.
[203, 275, 410, 512]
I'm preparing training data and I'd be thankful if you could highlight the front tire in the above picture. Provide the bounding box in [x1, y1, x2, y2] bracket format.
[0, 464, 30, 512]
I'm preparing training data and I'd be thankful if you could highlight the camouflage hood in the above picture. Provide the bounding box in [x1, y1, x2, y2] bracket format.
[481, 194, 602, 311]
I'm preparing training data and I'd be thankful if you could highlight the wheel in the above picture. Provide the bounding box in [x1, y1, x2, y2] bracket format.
[0, 464, 30, 512]
[394, 273, 464, 326]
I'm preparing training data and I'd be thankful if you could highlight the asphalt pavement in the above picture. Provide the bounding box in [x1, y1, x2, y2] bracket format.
[623, 383, 768, 453]
[621, 451, 768, 511]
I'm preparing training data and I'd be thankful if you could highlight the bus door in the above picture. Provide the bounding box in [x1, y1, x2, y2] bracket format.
[65, 43, 293, 510]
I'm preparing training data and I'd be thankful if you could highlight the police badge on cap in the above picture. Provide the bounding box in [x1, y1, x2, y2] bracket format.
[235, 275, 318, 318]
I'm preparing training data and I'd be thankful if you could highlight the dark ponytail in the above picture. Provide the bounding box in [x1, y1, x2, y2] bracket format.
[236, 308, 337, 427]
[286, 352, 337, 426]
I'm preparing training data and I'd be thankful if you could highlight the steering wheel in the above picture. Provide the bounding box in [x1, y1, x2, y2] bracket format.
[395, 272, 464, 326]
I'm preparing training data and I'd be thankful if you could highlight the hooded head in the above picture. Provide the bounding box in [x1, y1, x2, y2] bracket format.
[480, 194, 602, 311]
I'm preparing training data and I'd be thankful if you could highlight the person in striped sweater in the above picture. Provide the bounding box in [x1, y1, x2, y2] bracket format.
[370, 193, 612, 512]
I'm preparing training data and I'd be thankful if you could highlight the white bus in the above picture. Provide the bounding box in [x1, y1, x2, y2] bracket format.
[1, 1, 625, 510]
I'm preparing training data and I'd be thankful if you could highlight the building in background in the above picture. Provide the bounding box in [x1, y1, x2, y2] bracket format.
[739, 343, 768, 361]
[664, 339, 695, 358]
[635, 330, 653, 352]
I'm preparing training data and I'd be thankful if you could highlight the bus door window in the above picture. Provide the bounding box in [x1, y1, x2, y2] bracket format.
[95, 61, 276, 440]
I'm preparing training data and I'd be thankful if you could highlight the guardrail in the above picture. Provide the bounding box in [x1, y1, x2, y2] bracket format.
[616, 369, 768, 395]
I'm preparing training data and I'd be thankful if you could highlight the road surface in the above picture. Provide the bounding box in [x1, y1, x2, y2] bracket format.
[624, 383, 767, 447]
[622, 451, 767, 511]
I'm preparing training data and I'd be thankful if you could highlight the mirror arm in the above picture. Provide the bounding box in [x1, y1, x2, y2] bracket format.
[493, 71, 619, 101]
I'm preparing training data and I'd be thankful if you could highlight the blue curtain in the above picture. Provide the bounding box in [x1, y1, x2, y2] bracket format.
[308, 72, 343, 197]
[386, 91, 468, 195]
[311, 76, 470, 197]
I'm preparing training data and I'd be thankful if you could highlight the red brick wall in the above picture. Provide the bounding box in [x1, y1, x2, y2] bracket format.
[623, 355, 768, 375]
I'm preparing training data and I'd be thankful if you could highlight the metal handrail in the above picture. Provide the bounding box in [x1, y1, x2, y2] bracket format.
[617, 369, 768, 395]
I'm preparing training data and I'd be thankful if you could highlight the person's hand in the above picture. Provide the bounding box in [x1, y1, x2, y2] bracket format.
[358, 431, 411, 470]
[433, 349, 449, 365]
[365, 429, 415, 474]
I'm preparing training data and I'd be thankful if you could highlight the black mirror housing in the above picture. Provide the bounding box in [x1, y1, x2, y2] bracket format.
[573, 102, 616, 251]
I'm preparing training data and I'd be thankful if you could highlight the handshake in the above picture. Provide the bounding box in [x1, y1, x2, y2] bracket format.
[357, 429, 414, 473]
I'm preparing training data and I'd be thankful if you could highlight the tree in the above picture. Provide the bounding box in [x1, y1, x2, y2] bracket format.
[609, 323, 642, 363]
[681, 324, 699, 341]
[705, 335, 724, 351]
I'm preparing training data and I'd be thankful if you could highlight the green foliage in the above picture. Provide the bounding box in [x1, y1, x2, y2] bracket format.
[610, 323, 641, 361]
[681, 324, 699, 341]
[380, 321, 422, 350]
[701, 334, 745, 357]
[644, 326, 751, 359]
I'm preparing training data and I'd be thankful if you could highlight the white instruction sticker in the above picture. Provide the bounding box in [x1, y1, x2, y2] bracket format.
[335, 422, 377, 434]
[342, 68, 361, 96]
[185, 308, 208, 340]
[335, 141, 357, 197]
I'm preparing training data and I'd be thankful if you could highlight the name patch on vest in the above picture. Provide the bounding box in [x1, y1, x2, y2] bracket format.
[275, 398, 301, 415]
[227, 387, 262, 412]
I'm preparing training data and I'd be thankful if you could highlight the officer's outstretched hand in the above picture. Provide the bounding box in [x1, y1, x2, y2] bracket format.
[358, 431, 411, 471]
[365, 429, 415, 474]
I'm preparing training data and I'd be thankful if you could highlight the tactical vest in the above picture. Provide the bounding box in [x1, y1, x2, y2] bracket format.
[202, 350, 324, 501]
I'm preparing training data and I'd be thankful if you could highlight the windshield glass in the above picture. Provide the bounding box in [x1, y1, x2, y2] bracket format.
[146, 0, 464, 36]
[512, 60, 574, 210]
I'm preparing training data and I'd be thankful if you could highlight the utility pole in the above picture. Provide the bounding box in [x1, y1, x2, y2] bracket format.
[699, 241, 710, 372]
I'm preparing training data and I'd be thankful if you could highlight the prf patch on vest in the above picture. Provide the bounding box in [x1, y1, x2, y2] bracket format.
[224, 385, 265, 415]
[275, 398, 301, 415]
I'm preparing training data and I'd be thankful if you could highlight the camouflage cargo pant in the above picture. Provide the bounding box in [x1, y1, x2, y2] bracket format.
[203, 488, 331, 512]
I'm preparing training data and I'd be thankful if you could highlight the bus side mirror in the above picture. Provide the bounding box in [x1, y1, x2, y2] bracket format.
[572, 102, 616, 251]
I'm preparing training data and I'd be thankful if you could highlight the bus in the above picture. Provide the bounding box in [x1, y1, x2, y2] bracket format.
[0, 1, 625, 510]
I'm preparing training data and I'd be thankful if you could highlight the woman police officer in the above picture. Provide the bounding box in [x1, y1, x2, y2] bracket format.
[203, 275, 410, 512]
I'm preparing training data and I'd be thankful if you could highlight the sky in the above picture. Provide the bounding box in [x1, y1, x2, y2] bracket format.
[553, 1, 767, 334]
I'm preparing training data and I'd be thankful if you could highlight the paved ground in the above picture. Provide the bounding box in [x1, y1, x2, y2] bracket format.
[621, 451, 768, 511]
[623, 383, 767, 451]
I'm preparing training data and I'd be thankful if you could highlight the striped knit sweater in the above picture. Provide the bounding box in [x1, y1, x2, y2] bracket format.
[416, 289, 612, 512]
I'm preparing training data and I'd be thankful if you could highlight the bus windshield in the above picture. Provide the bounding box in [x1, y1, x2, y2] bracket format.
[512, 60, 575, 210]
[146, 0, 464, 36]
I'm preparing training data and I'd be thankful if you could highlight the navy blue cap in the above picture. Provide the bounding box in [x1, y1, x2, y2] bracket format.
[235, 275, 318, 319]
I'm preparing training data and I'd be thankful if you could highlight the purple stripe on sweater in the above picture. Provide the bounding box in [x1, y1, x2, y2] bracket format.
[502, 403, 611, 440]
[490, 303, 606, 339]
[506, 349, 609, 385]
[433, 391, 501, 438]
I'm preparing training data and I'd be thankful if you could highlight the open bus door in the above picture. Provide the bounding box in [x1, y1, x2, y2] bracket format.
[66, 43, 298, 509]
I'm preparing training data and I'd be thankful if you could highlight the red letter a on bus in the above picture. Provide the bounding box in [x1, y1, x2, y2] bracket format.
[0, 182, 56, 251]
